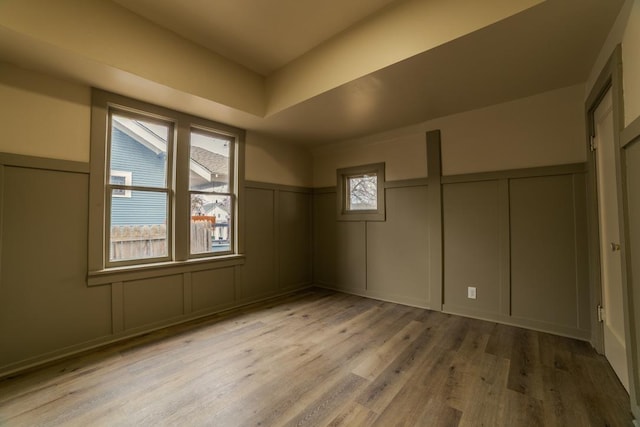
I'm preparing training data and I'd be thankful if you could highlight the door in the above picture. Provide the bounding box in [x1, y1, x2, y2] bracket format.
[594, 88, 629, 391]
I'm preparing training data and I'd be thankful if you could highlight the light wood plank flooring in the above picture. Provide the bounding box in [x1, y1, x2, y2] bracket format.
[0, 288, 632, 426]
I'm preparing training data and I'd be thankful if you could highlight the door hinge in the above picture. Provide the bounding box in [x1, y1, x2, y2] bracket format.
[590, 135, 597, 152]
[597, 304, 605, 323]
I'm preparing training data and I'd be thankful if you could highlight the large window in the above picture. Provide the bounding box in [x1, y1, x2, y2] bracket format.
[89, 90, 244, 275]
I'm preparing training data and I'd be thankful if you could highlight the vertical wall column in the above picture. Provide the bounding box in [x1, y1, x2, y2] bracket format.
[426, 130, 443, 310]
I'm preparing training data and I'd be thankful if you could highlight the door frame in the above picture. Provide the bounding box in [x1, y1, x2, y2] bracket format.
[585, 45, 625, 356]
[585, 44, 639, 418]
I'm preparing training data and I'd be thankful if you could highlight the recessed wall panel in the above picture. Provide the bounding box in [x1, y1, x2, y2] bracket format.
[367, 186, 429, 305]
[624, 139, 640, 393]
[0, 167, 111, 366]
[313, 192, 337, 286]
[510, 175, 581, 329]
[123, 275, 183, 330]
[336, 221, 367, 292]
[443, 180, 501, 315]
[242, 188, 276, 297]
[192, 267, 235, 313]
[278, 191, 312, 290]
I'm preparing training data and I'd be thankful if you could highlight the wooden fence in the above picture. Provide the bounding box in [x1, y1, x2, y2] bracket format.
[110, 218, 214, 260]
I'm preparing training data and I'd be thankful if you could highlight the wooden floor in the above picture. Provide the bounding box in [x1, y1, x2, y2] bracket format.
[0, 288, 632, 426]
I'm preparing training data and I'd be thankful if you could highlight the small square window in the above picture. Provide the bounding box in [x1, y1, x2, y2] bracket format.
[337, 163, 385, 221]
[346, 173, 378, 211]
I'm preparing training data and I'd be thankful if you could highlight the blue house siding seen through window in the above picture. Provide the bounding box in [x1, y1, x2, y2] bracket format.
[110, 128, 167, 226]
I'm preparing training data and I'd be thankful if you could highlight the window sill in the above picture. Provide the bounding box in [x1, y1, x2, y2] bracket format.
[87, 254, 245, 286]
[337, 211, 385, 222]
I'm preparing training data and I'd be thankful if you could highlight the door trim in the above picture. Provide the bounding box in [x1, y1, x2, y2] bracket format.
[585, 44, 624, 354]
[585, 44, 639, 418]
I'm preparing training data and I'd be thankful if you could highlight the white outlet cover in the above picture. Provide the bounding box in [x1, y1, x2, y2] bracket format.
[467, 286, 477, 299]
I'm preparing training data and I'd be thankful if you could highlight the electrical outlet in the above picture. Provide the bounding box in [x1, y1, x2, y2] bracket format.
[467, 286, 477, 299]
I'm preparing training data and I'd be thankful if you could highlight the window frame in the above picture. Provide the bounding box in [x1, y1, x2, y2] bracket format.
[336, 163, 385, 221]
[105, 109, 174, 267]
[188, 126, 236, 258]
[88, 89, 245, 282]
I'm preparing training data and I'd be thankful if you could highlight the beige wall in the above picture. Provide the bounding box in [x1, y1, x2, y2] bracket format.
[0, 62, 91, 162]
[0, 62, 309, 187]
[437, 84, 585, 175]
[312, 133, 427, 187]
[245, 133, 313, 187]
[312, 84, 585, 187]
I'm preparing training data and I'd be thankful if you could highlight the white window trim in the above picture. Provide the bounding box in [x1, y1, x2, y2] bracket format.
[110, 170, 132, 198]
[336, 163, 385, 221]
[87, 89, 246, 284]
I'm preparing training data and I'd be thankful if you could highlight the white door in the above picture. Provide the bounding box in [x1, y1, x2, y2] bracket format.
[594, 88, 629, 391]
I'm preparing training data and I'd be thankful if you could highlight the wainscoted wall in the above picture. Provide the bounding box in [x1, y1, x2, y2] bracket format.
[313, 163, 591, 340]
[622, 121, 640, 415]
[313, 183, 430, 307]
[0, 151, 591, 374]
[242, 182, 312, 299]
[442, 165, 590, 339]
[0, 159, 111, 368]
[0, 155, 312, 375]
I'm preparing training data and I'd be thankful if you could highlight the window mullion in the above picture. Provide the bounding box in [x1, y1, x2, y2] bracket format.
[174, 120, 191, 261]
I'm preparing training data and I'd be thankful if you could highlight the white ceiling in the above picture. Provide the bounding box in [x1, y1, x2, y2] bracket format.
[111, 0, 400, 75]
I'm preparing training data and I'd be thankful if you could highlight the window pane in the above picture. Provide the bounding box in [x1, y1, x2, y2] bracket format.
[110, 114, 169, 188]
[348, 175, 377, 210]
[190, 131, 231, 193]
[191, 194, 232, 254]
[110, 190, 168, 262]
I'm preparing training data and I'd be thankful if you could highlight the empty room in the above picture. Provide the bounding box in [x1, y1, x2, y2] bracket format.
[1, 0, 640, 425]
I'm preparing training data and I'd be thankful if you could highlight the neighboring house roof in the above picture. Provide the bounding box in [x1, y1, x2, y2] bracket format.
[190, 146, 228, 179]
[112, 116, 167, 156]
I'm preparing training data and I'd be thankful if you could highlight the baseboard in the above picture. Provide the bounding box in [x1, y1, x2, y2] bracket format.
[313, 283, 590, 342]
[313, 283, 431, 310]
[443, 304, 590, 342]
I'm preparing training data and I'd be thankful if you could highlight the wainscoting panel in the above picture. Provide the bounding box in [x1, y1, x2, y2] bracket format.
[312, 191, 337, 287]
[123, 275, 184, 330]
[191, 267, 236, 313]
[311, 188, 367, 294]
[510, 173, 589, 335]
[367, 185, 429, 306]
[336, 221, 367, 292]
[278, 190, 312, 291]
[443, 180, 502, 316]
[314, 165, 590, 339]
[623, 136, 640, 404]
[0, 156, 314, 376]
[241, 187, 277, 299]
[0, 165, 112, 369]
